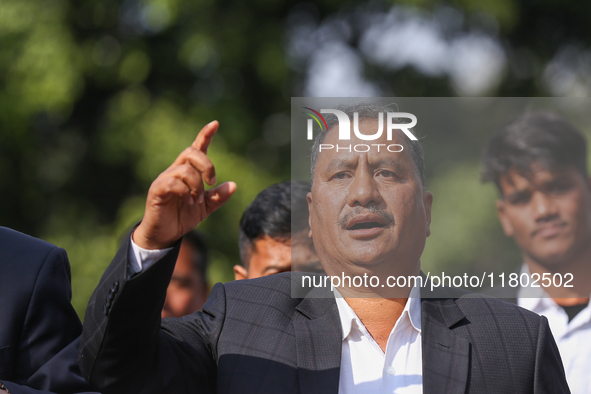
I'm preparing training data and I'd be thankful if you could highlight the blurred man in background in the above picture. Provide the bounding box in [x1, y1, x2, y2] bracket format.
[162, 231, 209, 318]
[233, 180, 321, 280]
[483, 111, 591, 393]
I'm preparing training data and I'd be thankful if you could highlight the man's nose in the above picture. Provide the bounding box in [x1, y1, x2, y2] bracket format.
[532, 192, 559, 221]
[347, 169, 383, 207]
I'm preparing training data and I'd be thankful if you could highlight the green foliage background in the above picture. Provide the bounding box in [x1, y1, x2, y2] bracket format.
[2, 0, 591, 318]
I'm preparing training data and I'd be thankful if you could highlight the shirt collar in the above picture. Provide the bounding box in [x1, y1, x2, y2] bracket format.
[334, 285, 422, 341]
[407, 284, 422, 332]
[516, 264, 591, 319]
[516, 264, 550, 312]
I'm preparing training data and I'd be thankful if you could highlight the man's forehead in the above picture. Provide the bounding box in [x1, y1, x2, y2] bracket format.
[499, 164, 575, 191]
[317, 124, 410, 164]
[324, 155, 404, 171]
[250, 237, 291, 267]
[322, 118, 407, 143]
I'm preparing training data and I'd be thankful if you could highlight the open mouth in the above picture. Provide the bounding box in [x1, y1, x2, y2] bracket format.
[345, 213, 391, 231]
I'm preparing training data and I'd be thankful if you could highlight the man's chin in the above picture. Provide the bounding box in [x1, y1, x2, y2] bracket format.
[323, 256, 386, 275]
[341, 247, 394, 265]
[531, 248, 574, 269]
[338, 254, 404, 273]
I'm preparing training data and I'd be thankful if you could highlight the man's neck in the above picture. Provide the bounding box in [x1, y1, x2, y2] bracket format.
[525, 253, 591, 302]
[344, 297, 407, 352]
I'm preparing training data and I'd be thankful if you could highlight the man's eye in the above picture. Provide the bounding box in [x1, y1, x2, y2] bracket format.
[550, 182, 574, 194]
[377, 170, 395, 178]
[508, 194, 530, 205]
[171, 277, 192, 289]
[332, 172, 348, 179]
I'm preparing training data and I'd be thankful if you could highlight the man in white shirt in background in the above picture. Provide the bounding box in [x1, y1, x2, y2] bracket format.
[483, 111, 591, 393]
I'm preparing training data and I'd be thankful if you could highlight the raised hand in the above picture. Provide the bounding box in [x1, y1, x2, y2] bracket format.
[133, 121, 236, 249]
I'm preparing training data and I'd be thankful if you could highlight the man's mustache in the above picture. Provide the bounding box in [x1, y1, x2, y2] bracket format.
[338, 206, 394, 229]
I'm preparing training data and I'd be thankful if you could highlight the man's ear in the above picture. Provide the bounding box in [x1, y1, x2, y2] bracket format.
[423, 191, 433, 237]
[307, 191, 313, 239]
[233, 265, 248, 280]
[495, 199, 514, 237]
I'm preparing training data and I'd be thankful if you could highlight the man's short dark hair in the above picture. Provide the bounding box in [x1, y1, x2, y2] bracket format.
[482, 111, 588, 193]
[238, 180, 311, 267]
[182, 230, 209, 284]
[310, 102, 425, 186]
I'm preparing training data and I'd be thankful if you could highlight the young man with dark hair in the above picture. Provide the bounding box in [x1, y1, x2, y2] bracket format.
[483, 111, 591, 393]
[233, 180, 321, 280]
[162, 231, 209, 318]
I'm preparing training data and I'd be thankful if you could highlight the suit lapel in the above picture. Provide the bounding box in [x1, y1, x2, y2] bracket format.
[294, 288, 342, 394]
[292, 275, 472, 394]
[421, 296, 470, 394]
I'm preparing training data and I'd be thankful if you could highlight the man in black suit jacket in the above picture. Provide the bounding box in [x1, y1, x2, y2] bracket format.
[0, 227, 97, 394]
[80, 111, 570, 393]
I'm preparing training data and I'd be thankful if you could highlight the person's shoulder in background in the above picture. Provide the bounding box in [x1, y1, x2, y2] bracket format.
[0, 226, 97, 393]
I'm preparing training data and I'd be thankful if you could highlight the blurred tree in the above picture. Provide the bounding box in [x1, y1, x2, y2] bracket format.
[1, 0, 591, 316]
[0, 0, 291, 316]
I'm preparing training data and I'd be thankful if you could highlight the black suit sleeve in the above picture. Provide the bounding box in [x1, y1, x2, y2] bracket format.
[2, 339, 97, 394]
[80, 235, 222, 394]
[534, 316, 571, 393]
[0, 232, 98, 393]
[17, 247, 82, 382]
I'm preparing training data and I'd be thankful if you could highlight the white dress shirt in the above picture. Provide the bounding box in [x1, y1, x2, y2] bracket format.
[518, 265, 591, 394]
[335, 286, 423, 394]
[129, 239, 423, 393]
[128, 237, 171, 276]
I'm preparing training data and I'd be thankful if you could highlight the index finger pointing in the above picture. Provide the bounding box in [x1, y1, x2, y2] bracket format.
[192, 120, 219, 153]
